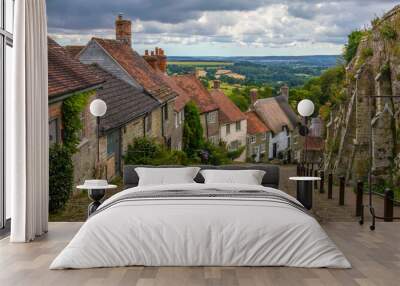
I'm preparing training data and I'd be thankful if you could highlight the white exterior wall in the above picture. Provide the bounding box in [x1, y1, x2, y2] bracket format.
[269, 130, 291, 159]
[219, 119, 247, 161]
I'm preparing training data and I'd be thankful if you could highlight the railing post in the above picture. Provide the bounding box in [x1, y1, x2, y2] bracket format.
[297, 164, 301, 176]
[339, 176, 345, 206]
[328, 173, 333, 199]
[319, 171, 324, 193]
[356, 180, 363, 216]
[310, 164, 314, 177]
[384, 188, 394, 222]
[314, 170, 318, 189]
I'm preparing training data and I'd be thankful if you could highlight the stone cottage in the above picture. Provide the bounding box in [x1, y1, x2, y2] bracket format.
[253, 86, 300, 162]
[88, 64, 160, 179]
[209, 81, 247, 162]
[173, 74, 220, 144]
[47, 37, 104, 185]
[245, 89, 270, 162]
[75, 14, 178, 149]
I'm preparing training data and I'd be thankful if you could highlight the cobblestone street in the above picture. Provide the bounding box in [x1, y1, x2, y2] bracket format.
[279, 165, 400, 223]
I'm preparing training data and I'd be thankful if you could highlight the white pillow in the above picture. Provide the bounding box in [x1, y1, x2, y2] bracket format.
[200, 169, 265, 185]
[135, 167, 201, 186]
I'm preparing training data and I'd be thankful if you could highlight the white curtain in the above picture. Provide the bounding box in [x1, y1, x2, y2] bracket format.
[7, 0, 49, 242]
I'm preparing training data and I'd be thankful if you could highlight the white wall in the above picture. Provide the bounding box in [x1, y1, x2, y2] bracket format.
[220, 119, 247, 161]
[269, 130, 291, 159]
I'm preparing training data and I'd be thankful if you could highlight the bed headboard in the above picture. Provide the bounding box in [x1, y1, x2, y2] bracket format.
[123, 164, 280, 189]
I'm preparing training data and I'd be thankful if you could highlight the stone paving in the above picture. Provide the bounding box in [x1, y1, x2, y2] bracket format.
[279, 165, 400, 223]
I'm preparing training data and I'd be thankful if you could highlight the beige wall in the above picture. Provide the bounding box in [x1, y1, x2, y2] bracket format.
[220, 119, 247, 161]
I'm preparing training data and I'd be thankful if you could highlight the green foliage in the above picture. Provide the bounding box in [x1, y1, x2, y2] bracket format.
[49, 144, 74, 214]
[380, 23, 397, 40]
[123, 137, 189, 166]
[289, 65, 346, 116]
[360, 47, 374, 59]
[62, 91, 93, 153]
[182, 101, 204, 158]
[227, 146, 246, 161]
[380, 63, 391, 79]
[343, 30, 367, 64]
[229, 92, 249, 111]
[371, 16, 380, 27]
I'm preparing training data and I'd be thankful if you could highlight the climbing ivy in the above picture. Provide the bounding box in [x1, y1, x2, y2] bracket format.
[62, 90, 94, 153]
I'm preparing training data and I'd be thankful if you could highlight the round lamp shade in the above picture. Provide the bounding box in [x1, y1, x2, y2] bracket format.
[90, 99, 107, 117]
[297, 99, 315, 117]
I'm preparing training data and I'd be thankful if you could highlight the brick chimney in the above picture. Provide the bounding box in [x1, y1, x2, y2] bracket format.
[115, 13, 132, 46]
[213, 80, 221, 89]
[250, 89, 258, 109]
[143, 47, 167, 73]
[280, 84, 289, 102]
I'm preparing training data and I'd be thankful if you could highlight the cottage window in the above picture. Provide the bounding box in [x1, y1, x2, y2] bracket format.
[145, 113, 152, 133]
[226, 124, 230, 135]
[107, 131, 118, 156]
[207, 111, 216, 123]
[236, 121, 241, 131]
[250, 135, 256, 144]
[49, 118, 60, 146]
[261, 132, 267, 141]
[163, 104, 169, 121]
[180, 111, 184, 123]
[209, 135, 218, 145]
[260, 144, 266, 153]
[174, 112, 178, 128]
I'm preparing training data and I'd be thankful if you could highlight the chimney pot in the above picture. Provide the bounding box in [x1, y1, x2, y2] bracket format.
[151, 50, 155, 56]
[145, 50, 149, 56]
[250, 89, 258, 108]
[280, 84, 289, 102]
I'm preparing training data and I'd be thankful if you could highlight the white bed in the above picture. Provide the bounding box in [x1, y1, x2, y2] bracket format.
[50, 183, 351, 269]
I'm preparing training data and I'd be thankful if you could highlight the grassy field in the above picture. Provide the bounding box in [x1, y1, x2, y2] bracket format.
[168, 61, 233, 67]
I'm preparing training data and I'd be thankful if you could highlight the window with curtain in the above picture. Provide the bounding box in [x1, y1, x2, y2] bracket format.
[1, 0, 14, 230]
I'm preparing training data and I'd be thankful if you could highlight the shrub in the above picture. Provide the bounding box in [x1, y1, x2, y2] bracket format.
[343, 30, 367, 64]
[380, 23, 397, 40]
[49, 144, 74, 213]
[124, 137, 189, 166]
[360, 47, 373, 59]
[182, 101, 204, 158]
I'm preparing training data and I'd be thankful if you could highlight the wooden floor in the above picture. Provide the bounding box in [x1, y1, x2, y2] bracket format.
[1, 222, 399, 286]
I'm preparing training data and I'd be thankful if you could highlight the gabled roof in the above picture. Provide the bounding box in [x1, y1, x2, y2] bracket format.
[161, 75, 192, 112]
[210, 89, 246, 124]
[65, 45, 85, 59]
[48, 37, 104, 98]
[88, 64, 160, 132]
[91, 38, 176, 103]
[254, 95, 300, 133]
[245, 111, 270, 135]
[173, 74, 218, 114]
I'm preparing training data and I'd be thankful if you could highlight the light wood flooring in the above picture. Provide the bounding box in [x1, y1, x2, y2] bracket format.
[1, 222, 400, 286]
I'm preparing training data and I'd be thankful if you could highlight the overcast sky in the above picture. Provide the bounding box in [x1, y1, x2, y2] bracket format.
[47, 0, 398, 56]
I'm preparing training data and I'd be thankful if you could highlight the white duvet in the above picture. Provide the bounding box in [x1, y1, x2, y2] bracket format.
[50, 183, 351, 269]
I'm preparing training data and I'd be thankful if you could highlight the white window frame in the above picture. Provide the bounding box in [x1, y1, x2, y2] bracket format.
[261, 132, 267, 141]
[207, 111, 216, 124]
[226, 124, 230, 135]
[250, 135, 256, 144]
[235, 121, 241, 131]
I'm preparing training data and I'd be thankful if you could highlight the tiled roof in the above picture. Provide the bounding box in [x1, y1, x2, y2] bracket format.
[173, 74, 218, 113]
[92, 38, 176, 103]
[305, 136, 324, 151]
[65, 45, 85, 59]
[88, 64, 160, 132]
[245, 111, 270, 135]
[254, 96, 299, 133]
[161, 75, 191, 112]
[210, 89, 246, 124]
[48, 37, 104, 98]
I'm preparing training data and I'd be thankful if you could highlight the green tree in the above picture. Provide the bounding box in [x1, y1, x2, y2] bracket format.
[343, 30, 367, 64]
[182, 101, 204, 158]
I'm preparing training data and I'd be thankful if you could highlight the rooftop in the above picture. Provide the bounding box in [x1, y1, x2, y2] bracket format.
[65, 45, 85, 59]
[254, 95, 299, 133]
[88, 64, 160, 132]
[48, 37, 104, 98]
[173, 74, 218, 114]
[245, 110, 270, 135]
[91, 38, 176, 103]
[210, 89, 246, 124]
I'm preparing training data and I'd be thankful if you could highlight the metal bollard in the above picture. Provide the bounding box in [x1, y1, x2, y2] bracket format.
[356, 180, 363, 216]
[328, 173, 333, 199]
[319, 171, 325, 194]
[339, 176, 345, 206]
[384, 188, 394, 222]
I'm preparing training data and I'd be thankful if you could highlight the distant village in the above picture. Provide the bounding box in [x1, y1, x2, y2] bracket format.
[48, 14, 324, 184]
